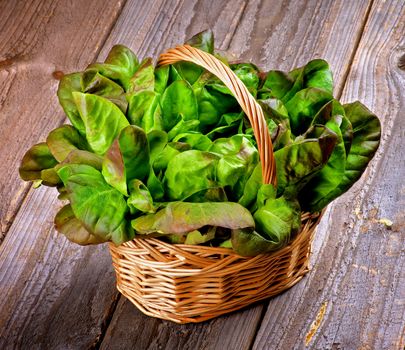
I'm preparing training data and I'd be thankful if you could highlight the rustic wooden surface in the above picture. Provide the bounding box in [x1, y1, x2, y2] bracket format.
[0, 0, 403, 349]
[0, 0, 126, 242]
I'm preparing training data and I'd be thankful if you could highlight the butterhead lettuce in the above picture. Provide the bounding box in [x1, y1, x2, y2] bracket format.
[19, 30, 381, 256]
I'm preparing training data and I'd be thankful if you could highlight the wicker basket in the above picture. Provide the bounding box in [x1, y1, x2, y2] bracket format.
[109, 45, 323, 324]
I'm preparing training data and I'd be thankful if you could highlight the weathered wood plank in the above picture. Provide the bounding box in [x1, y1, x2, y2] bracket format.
[99, 1, 374, 349]
[98, 0, 249, 58]
[0, 187, 119, 349]
[100, 297, 263, 350]
[0, 0, 172, 347]
[0, 0, 258, 348]
[253, 1, 405, 349]
[0, 0, 380, 349]
[0, 0, 126, 242]
[228, 0, 373, 96]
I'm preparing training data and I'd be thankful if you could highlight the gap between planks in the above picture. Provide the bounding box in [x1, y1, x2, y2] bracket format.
[335, 0, 374, 99]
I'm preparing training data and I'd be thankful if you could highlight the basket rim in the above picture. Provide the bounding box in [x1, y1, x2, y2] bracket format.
[110, 211, 323, 260]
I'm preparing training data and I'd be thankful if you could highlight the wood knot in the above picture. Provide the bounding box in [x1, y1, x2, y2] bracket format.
[398, 54, 405, 70]
[52, 70, 64, 80]
[0, 58, 15, 69]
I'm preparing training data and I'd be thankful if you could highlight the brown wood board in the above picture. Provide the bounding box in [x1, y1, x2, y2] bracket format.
[253, 0, 405, 349]
[0, 0, 254, 348]
[1, 0, 402, 349]
[0, 0, 126, 242]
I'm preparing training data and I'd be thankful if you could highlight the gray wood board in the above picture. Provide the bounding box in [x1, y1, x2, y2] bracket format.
[253, 0, 405, 349]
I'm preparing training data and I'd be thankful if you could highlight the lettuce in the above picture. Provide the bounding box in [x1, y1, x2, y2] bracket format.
[19, 31, 381, 255]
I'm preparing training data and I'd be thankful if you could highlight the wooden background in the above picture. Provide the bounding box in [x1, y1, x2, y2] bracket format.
[0, 0, 404, 349]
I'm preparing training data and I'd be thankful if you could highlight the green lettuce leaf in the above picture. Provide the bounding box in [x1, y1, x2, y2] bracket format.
[127, 179, 155, 214]
[46, 125, 89, 162]
[186, 29, 214, 53]
[153, 141, 191, 173]
[161, 80, 198, 131]
[72, 92, 129, 155]
[82, 69, 127, 113]
[57, 72, 85, 134]
[164, 150, 219, 200]
[184, 226, 216, 245]
[210, 135, 259, 199]
[304, 101, 381, 210]
[128, 58, 154, 93]
[205, 112, 244, 140]
[102, 125, 150, 195]
[87, 45, 139, 90]
[147, 130, 168, 164]
[299, 100, 347, 211]
[233, 194, 301, 256]
[154, 65, 170, 94]
[259, 59, 333, 102]
[55, 204, 104, 245]
[127, 91, 163, 132]
[57, 164, 133, 245]
[238, 163, 263, 209]
[167, 114, 200, 141]
[132, 201, 254, 235]
[193, 74, 238, 129]
[275, 125, 337, 195]
[230, 63, 260, 96]
[285, 87, 333, 135]
[58, 149, 103, 170]
[19, 142, 58, 186]
[173, 132, 212, 151]
[147, 167, 164, 201]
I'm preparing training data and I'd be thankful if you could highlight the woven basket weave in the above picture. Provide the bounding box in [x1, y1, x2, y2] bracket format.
[109, 45, 322, 324]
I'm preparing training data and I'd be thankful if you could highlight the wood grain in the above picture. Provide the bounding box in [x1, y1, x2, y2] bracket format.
[100, 298, 263, 350]
[0, 0, 169, 347]
[0, 187, 119, 349]
[98, 0, 248, 59]
[0, 0, 126, 242]
[228, 0, 373, 96]
[1, 0, 398, 349]
[0, 0, 258, 348]
[99, 0, 374, 349]
[253, 0, 405, 349]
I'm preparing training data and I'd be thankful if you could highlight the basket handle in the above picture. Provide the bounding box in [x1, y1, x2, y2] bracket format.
[157, 45, 277, 186]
